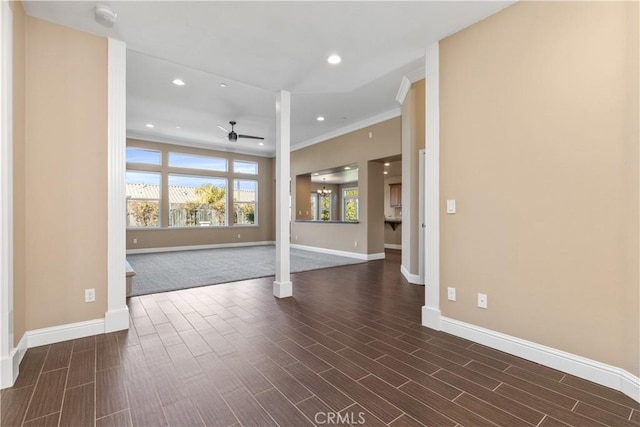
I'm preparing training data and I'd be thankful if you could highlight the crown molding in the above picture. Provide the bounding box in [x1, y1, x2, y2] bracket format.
[406, 65, 426, 83]
[396, 76, 411, 105]
[292, 108, 401, 152]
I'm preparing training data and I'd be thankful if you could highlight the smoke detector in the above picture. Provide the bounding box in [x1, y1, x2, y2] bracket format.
[95, 5, 117, 27]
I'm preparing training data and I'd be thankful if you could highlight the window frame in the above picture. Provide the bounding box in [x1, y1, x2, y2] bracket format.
[342, 187, 359, 222]
[233, 178, 259, 227]
[126, 147, 162, 166]
[167, 173, 229, 228]
[125, 170, 162, 229]
[233, 160, 259, 175]
[168, 152, 228, 173]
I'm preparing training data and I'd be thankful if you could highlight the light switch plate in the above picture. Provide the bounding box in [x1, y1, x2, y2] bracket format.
[447, 287, 456, 301]
[477, 293, 488, 309]
[446, 200, 456, 214]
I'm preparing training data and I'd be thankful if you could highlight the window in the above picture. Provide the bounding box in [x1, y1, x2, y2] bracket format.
[342, 187, 359, 221]
[310, 193, 330, 221]
[126, 147, 161, 165]
[168, 174, 227, 227]
[310, 194, 317, 220]
[234, 179, 257, 225]
[168, 152, 227, 172]
[233, 160, 258, 175]
[126, 171, 161, 227]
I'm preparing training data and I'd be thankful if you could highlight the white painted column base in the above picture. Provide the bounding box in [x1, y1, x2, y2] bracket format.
[104, 308, 130, 333]
[0, 334, 26, 389]
[421, 305, 441, 330]
[273, 281, 292, 299]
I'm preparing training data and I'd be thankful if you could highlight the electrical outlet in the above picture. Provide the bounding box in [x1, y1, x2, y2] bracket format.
[133, 238, 137, 244]
[85, 288, 95, 303]
[477, 293, 487, 309]
[237, 233, 241, 239]
[354, 241, 358, 247]
[447, 287, 456, 301]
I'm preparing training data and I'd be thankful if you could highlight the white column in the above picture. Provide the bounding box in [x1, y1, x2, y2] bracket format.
[104, 38, 129, 332]
[0, 0, 17, 388]
[422, 42, 442, 330]
[273, 90, 292, 298]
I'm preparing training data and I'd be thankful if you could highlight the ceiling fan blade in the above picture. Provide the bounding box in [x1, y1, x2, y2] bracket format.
[217, 125, 229, 133]
[238, 134, 265, 140]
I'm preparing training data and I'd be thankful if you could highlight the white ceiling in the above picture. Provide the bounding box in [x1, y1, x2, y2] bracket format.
[23, 1, 514, 156]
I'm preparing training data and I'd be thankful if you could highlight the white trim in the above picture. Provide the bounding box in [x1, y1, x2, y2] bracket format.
[441, 317, 640, 403]
[127, 131, 275, 158]
[0, 334, 25, 389]
[0, 0, 15, 390]
[126, 241, 275, 255]
[274, 90, 292, 298]
[406, 65, 425, 83]
[291, 243, 384, 261]
[422, 42, 441, 330]
[106, 38, 129, 333]
[27, 319, 105, 348]
[401, 264, 423, 285]
[292, 108, 400, 152]
[384, 243, 402, 250]
[395, 76, 411, 105]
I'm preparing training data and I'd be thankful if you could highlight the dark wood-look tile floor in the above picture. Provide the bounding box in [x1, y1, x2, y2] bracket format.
[2, 250, 639, 426]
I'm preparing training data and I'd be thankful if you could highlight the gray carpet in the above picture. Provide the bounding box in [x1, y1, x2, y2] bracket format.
[126, 245, 365, 296]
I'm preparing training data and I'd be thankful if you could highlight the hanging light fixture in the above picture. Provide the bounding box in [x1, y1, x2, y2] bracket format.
[319, 178, 332, 196]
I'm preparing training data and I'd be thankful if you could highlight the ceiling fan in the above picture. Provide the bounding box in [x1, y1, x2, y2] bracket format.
[218, 121, 264, 142]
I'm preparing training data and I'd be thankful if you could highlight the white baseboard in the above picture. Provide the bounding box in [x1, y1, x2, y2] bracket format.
[440, 317, 640, 403]
[0, 333, 27, 389]
[421, 306, 441, 330]
[104, 308, 130, 333]
[401, 264, 424, 285]
[126, 241, 275, 255]
[27, 319, 105, 348]
[384, 243, 402, 250]
[291, 244, 384, 261]
[273, 281, 292, 298]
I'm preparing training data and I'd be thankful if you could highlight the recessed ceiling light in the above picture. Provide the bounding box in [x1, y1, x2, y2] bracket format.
[327, 54, 341, 65]
[344, 166, 351, 170]
[176, 126, 181, 129]
[172, 79, 185, 86]
[313, 173, 319, 176]
[220, 83, 227, 88]
[384, 162, 390, 166]
[316, 116, 325, 122]
[384, 171, 388, 175]
[145, 123, 154, 128]
[258, 142, 264, 146]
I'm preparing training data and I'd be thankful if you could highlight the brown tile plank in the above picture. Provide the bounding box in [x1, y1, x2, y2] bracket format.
[296, 396, 349, 426]
[24, 368, 67, 421]
[42, 341, 73, 372]
[223, 357, 273, 395]
[252, 357, 313, 404]
[325, 320, 378, 344]
[13, 348, 48, 388]
[163, 398, 205, 427]
[326, 331, 385, 359]
[495, 383, 606, 426]
[185, 376, 238, 427]
[574, 402, 637, 427]
[23, 412, 60, 427]
[72, 336, 96, 353]
[254, 388, 313, 426]
[388, 414, 426, 427]
[397, 334, 471, 366]
[433, 369, 544, 425]
[165, 342, 203, 379]
[59, 383, 95, 427]
[337, 347, 410, 388]
[468, 343, 566, 381]
[222, 387, 277, 427]
[96, 410, 132, 427]
[453, 392, 532, 426]
[359, 374, 456, 426]
[287, 362, 354, 412]
[96, 366, 129, 419]
[154, 321, 183, 348]
[320, 369, 403, 423]
[66, 349, 95, 388]
[297, 326, 345, 351]
[307, 343, 369, 380]
[129, 405, 167, 427]
[561, 374, 640, 409]
[196, 354, 243, 395]
[1, 385, 34, 426]
[276, 339, 331, 373]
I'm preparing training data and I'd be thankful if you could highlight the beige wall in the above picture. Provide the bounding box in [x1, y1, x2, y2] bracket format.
[126, 139, 274, 249]
[25, 17, 108, 330]
[11, 0, 26, 346]
[401, 80, 425, 275]
[440, 1, 639, 375]
[291, 118, 401, 254]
